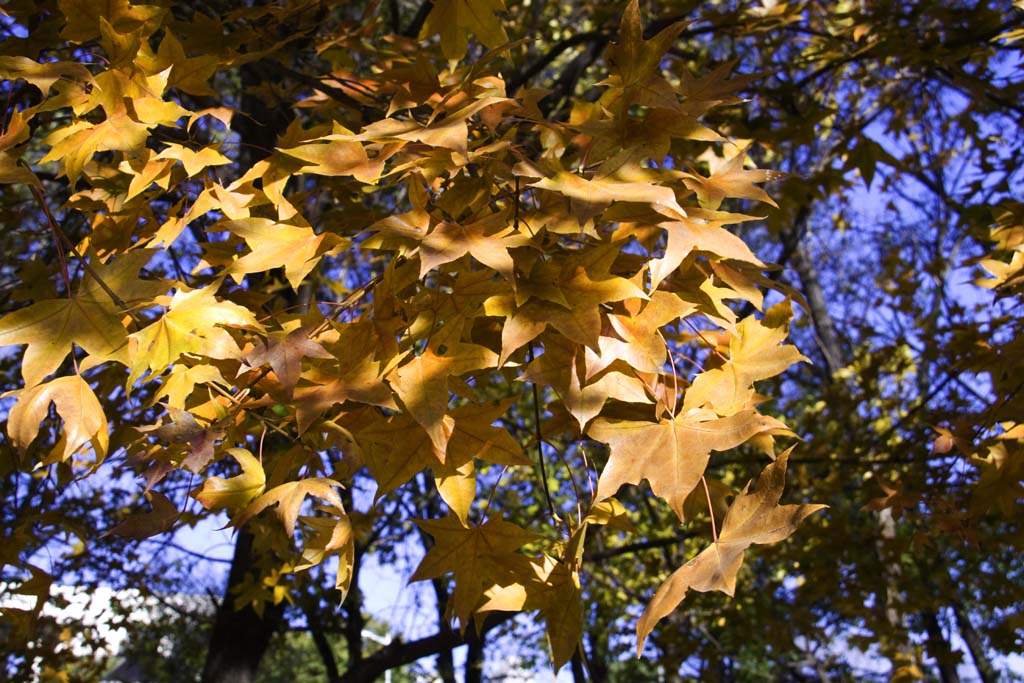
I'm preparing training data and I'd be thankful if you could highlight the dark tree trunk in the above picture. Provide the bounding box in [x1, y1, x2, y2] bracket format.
[431, 583, 457, 683]
[922, 608, 961, 683]
[953, 601, 997, 683]
[465, 629, 485, 683]
[342, 547, 367, 669]
[585, 630, 610, 683]
[570, 648, 587, 682]
[305, 603, 342, 683]
[200, 530, 285, 683]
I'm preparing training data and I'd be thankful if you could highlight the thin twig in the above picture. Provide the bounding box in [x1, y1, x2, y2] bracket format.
[527, 347, 558, 526]
[682, 317, 729, 364]
[481, 465, 510, 522]
[25, 175, 142, 322]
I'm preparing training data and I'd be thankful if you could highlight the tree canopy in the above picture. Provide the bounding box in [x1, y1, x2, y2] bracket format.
[1, 1, 1022, 682]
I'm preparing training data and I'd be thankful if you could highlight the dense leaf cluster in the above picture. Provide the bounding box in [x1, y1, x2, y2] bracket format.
[1, 1, 1022, 681]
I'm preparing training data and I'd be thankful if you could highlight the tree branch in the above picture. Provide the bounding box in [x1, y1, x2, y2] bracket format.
[403, 0, 434, 38]
[586, 534, 688, 562]
[339, 612, 514, 683]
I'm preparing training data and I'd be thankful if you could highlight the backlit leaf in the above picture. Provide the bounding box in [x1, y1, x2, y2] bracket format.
[6, 375, 109, 462]
[636, 450, 826, 651]
[588, 410, 789, 520]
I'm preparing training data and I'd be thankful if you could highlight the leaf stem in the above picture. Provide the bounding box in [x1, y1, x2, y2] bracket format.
[683, 317, 729, 364]
[701, 475, 719, 544]
[480, 465, 510, 523]
[659, 329, 680, 416]
[527, 345, 558, 526]
[577, 441, 596, 502]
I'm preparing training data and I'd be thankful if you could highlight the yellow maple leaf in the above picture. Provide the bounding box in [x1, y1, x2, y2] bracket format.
[6, 375, 109, 462]
[478, 554, 583, 671]
[683, 302, 807, 416]
[59, 0, 166, 43]
[389, 338, 498, 456]
[0, 56, 94, 95]
[128, 285, 263, 385]
[235, 478, 344, 537]
[635, 450, 825, 651]
[155, 143, 231, 178]
[191, 448, 266, 513]
[411, 515, 538, 631]
[587, 410, 790, 520]
[0, 299, 127, 387]
[220, 217, 347, 290]
[420, 0, 508, 60]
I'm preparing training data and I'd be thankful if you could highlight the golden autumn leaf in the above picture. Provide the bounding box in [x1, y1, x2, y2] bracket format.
[432, 453, 476, 527]
[242, 325, 334, 397]
[221, 218, 348, 290]
[602, 0, 684, 96]
[583, 498, 637, 532]
[420, 0, 508, 60]
[357, 411, 445, 501]
[648, 216, 765, 290]
[126, 96, 190, 127]
[521, 336, 651, 429]
[235, 478, 344, 537]
[191, 448, 266, 514]
[388, 339, 498, 456]
[152, 364, 227, 410]
[588, 410, 789, 520]
[356, 400, 528, 523]
[683, 302, 808, 416]
[152, 31, 219, 96]
[0, 56, 94, 94]
[291, 322, 397, 433]
[448, 400, 531, 468]
[0, 298, 127, 387]
[279, 131, 381, 184]
[419, 211, 526, 279]
[0, 250, 168, 386]
[501, 248, 647, 356]
[682, 146, 780, 211]
[478, 554, 583, 671]
[636, 449, 826, 651]
[6, 375, 109, 462]
[296, 514, 356, 600]
[128, 284, 263, 385]
[355, 96, 509, 155]
[122, 151, 175, 201]
[41, 113, 150, 183]
[411, 515, 538, 631]
[531, 171, 687, 221]
[59, 0, 165, 42]
[433, 400, 533, 523]
[155, 143, 231, 178]
[77, 249, 169, 306]
[589, 291, 696, 377]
